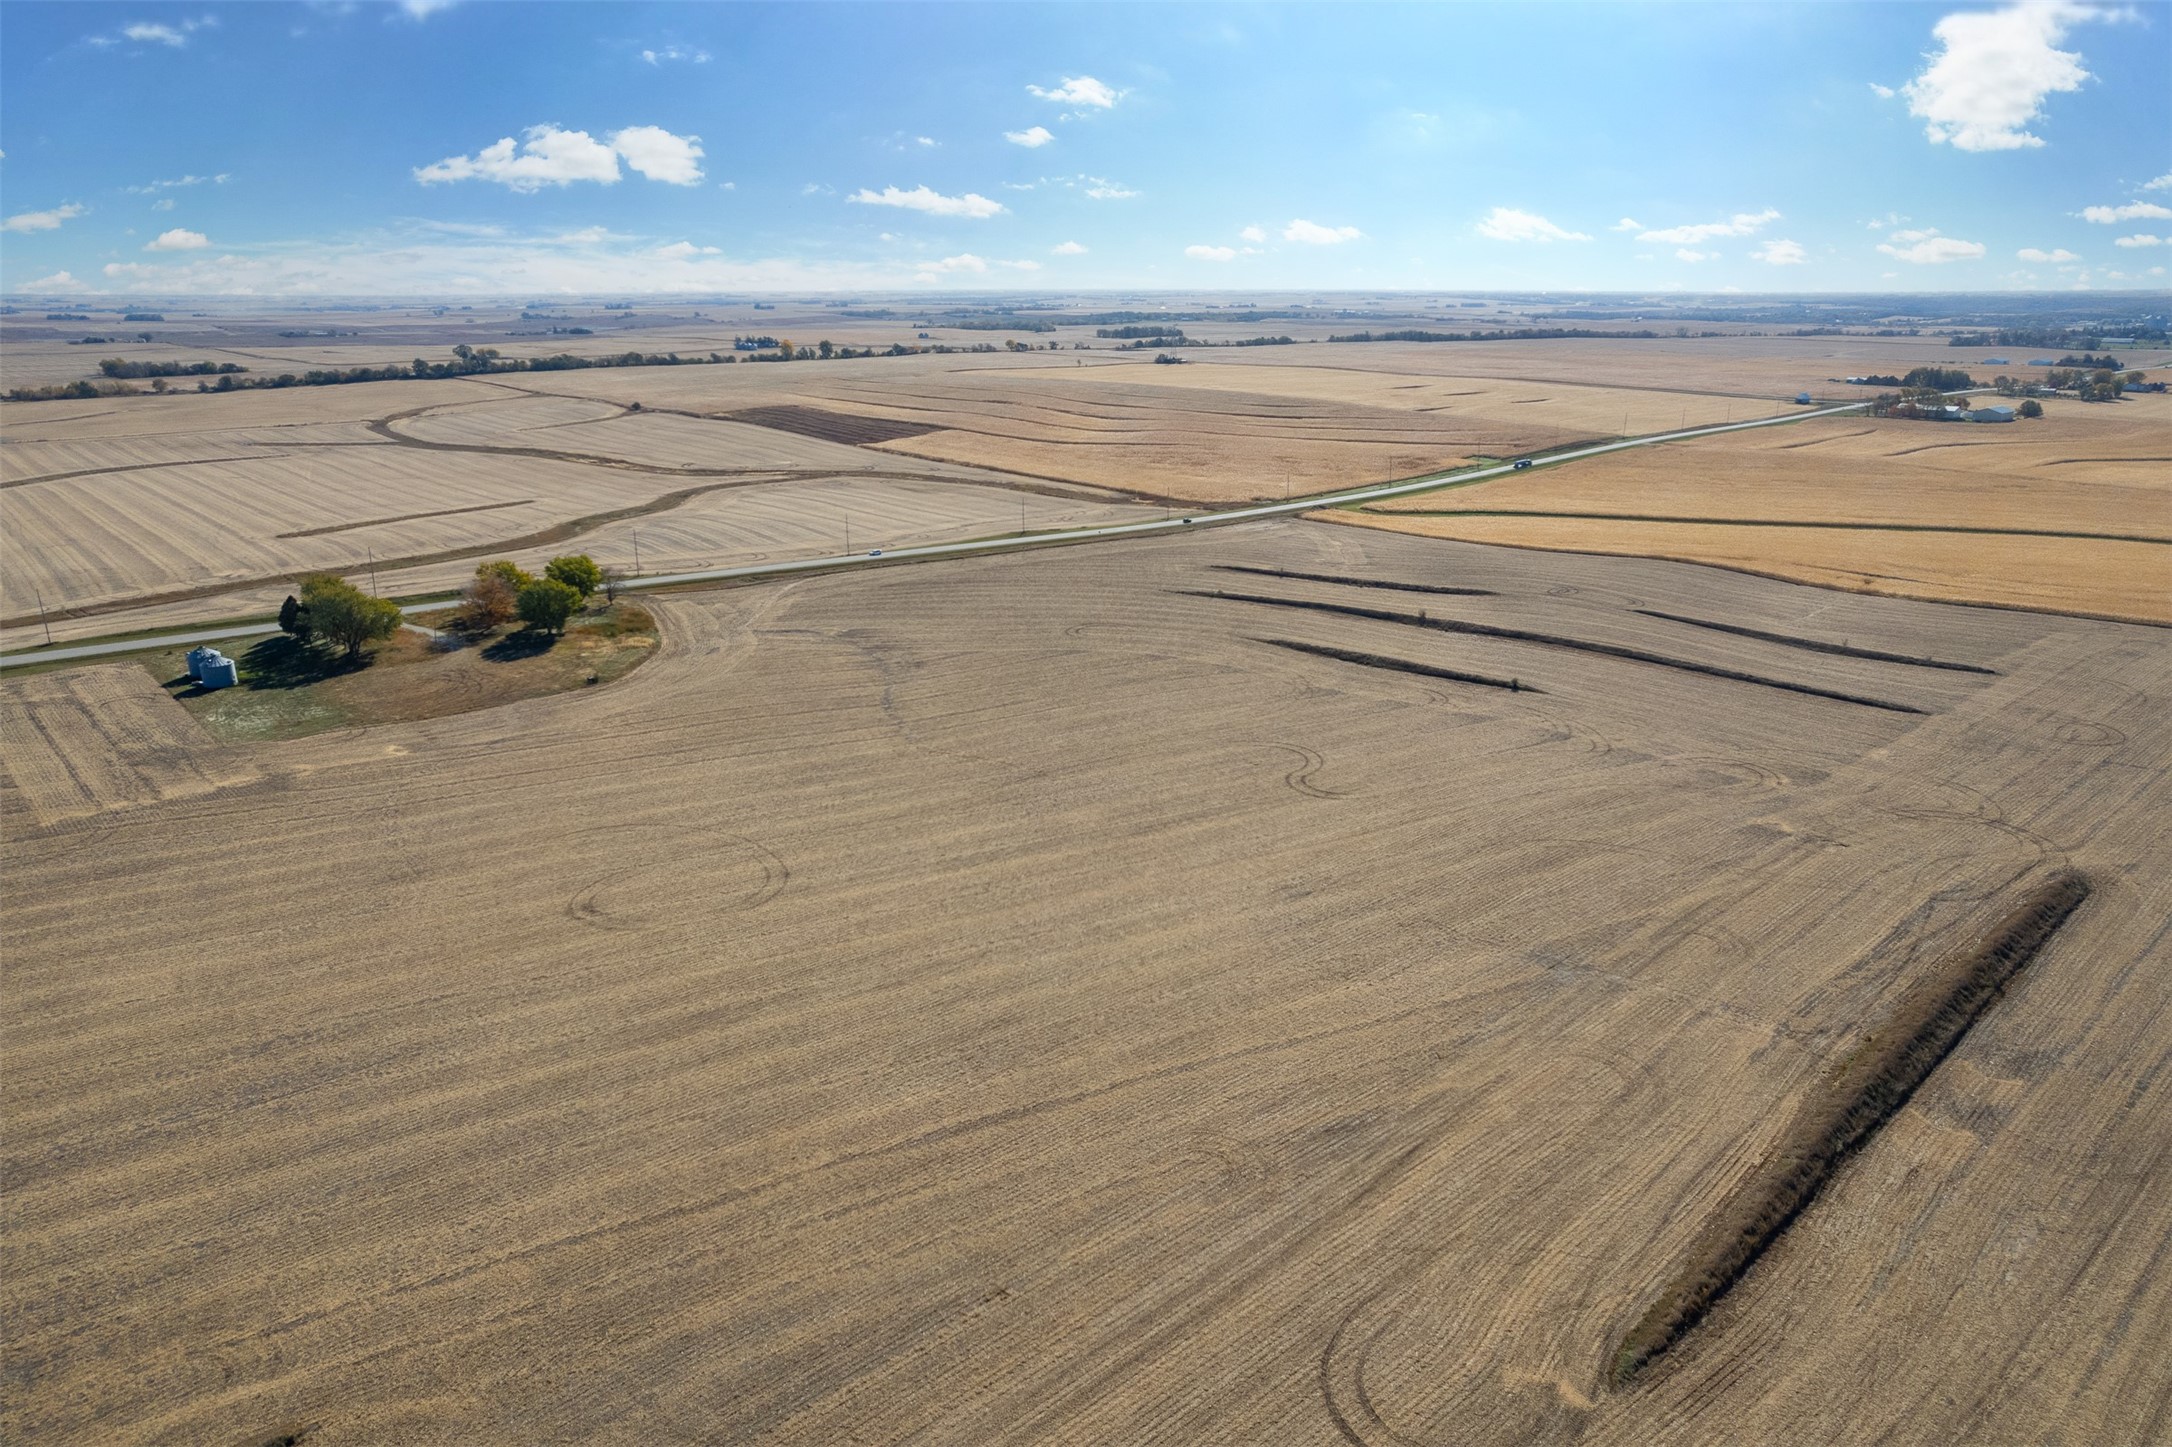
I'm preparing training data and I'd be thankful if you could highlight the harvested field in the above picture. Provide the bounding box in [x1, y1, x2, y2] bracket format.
[1346, 395, 2172, 623]
[0, 662, 258, 826]
[725, 403, 943, 445]
[5, 523, 2168, 1446]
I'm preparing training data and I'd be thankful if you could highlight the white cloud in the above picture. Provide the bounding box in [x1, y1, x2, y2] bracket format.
[398, 0, 459, 16]
[1027, 75, 1121, 109]
[1083, 178, 1138, 200]
[415, 125, 621, 190]
[2017, 246, 2079, 261]
[1675, 248, 1713, 263]
[2080, 201, 2172, 223]
[123, 21, 187, 46]
[1051, 240, 1087, 255]
[1186, 244, 1237, 261]
[641, 45, 710, 65]
[1868, 82, 1896, 98]
[920, 253, 989, 274]
[1475, 207, 1590, 243]
[1609, 217, 1642, 232]
[1752, 238, 1807, 265]
[1239, 224, 1266, 243]
[3, 202, 87, 234]
[554, 226, 613, 245]
[2113, 233, 2163, 247]
[152, 198, 176, 211]
[608, 125, 704, 185]
[1005, 126, 1055, 148]
[21, 271, 83, 291]
[126, 173, 229, 194]
[999, 258, 1042, 271]
[147, 228, 210, 250]
[1283, 219, 1362, 245]
[1637, 208, 1779, 244]
[412, 124, 701, 190]
[1899, 1, 2106, 152]
[654, 240, 721, 258]
[2145, 172, 2172, 191]
[847, 184, 1005, 218]
[915, 136, 936, 147]
[1876, 229, 1986, 263]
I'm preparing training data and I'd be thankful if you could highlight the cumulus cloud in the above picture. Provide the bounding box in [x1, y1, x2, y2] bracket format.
[2080, 201, 2172, 223]
[1005, 126, 1055, 148]
[608, 125, 705, 184]
[999, 259, 1042, 271]
[1675, 248, 1713, 263]
[1876, 228, 1986, 263]
[1028, 75, 1121, 109]
[1610, 217, 1642, 232]
[21, 271, 83, 291]
[398, 0, 459, 16]
[1283, 219, 1362, 245]
[2017, 247, 2078, 261]
[1239, 224, 1266, 243]
[2146, 172, 2172, 191]
[146, 228, 210, 250]
[1751, 238, 1808, 264]
[1186, 244, 1237, 261]
[409, 124, 703, 189]
[415, 125, 622, 190]
[1083, 178, 1138, 200]
[641, 44, 709, 64]
[1868, 82, 1897, 98]
[1051, 240, 1087, 255]
[1475, 207, 1590, 243]
[153, 198, 176, 211]
[920, 253, 989, 274]
[1637, 208, 1779, 244]
[3, 202, 87, 234]
[654, 240, 720, 258]
[847, 184, 1006, 218]
[2113, 233, 2163, 247]
[1899, 1, 2109, 151]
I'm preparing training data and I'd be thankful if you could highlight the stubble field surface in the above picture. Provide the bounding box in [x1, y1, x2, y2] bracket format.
[4, 522, 2167, 1446]
[1341, 393, 2172, 623]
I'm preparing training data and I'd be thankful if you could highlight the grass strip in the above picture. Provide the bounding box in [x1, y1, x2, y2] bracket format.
[1633, 609, 1999, 675]
[1182, 590, 1928, 715]
[1214, 565, 1495, 597]
[1610, 870, 2090, 1387]
[1256, 637, 1537, 692]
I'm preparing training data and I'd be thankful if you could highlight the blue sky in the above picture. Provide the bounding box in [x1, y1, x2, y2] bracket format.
[2, 1, 2167, 295]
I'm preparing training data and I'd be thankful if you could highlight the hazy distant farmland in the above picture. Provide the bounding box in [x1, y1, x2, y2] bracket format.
[4, 524, 2166, 1444]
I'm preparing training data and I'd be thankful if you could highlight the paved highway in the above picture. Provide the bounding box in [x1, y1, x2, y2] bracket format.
[0, 395, 1883, 670]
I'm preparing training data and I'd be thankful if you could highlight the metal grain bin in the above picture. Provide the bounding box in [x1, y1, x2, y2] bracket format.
[198, 652, 239, 689]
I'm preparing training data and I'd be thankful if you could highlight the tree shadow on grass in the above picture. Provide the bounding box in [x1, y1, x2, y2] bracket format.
[481, 628, 558, 663]
[235, 635, 369, 691]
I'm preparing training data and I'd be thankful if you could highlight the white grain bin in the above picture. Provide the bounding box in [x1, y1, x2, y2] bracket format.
[197, 650, 239, 689]
[184, 644, 221, 681]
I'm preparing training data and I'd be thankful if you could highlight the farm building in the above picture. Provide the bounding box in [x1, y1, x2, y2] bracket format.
[1968, 406, 2016, 423]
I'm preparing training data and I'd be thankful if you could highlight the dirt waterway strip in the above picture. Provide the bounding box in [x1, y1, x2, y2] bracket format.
[1609, 871, 2092, 1386]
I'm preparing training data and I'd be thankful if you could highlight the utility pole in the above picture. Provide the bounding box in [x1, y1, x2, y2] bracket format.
[631, 526, 642, 575]
[367, 546, 379, 597]
[1021, 496, 1028, 535]
[844, 517, 851, 554]
[33, 587, 53, 646]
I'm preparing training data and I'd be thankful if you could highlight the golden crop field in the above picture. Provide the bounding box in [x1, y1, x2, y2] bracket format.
[5, 524, 2167, 1445]
[1343, 393, 2172, 624]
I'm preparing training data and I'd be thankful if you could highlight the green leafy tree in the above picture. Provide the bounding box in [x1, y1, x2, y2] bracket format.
[298, 574, 401, 661]
[544, 554, 603, 599]
[477, 559, 535, 592]
[2017, 398, 2044, 419]
[517, 578, 582, 636]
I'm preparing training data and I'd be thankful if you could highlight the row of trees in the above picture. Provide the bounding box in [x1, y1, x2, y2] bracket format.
[456, 554, 608, 636]
[277, 574, 403, 660]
